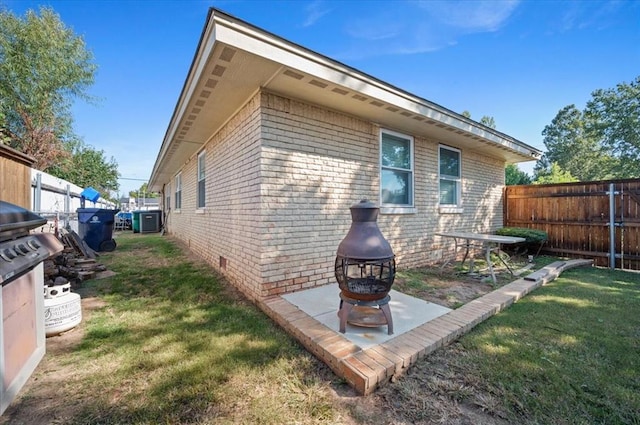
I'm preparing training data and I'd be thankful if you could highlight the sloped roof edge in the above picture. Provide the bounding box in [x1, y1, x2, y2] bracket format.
[149, 8, 541, 191]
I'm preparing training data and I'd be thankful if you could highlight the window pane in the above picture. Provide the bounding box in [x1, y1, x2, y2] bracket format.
[440, 148, 460, 177]
[439, 179, 458, 205]
[381, 169, 410, 205]
[174, 174, 182, 209]
[381, 133, 410, 169]
[198, 180, 205, 208]
[198, 153, 205, 180]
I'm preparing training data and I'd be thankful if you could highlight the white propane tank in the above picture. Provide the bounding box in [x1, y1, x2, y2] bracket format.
[44, 282, 82, 336]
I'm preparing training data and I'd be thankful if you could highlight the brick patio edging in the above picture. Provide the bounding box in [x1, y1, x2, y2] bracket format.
[258, 259, 594, 395]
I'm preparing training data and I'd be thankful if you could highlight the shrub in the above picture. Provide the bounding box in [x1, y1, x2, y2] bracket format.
[495, 227, 548, 244]
[496, 227, 548, 256]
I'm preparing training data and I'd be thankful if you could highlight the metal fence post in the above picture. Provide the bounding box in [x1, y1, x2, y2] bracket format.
[34, 173, 42, 213]
[65, 185, 71, 229]
[609, 183, 616, 269]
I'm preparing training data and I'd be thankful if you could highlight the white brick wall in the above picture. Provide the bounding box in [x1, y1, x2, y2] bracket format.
[164, 94, 264, 300]
[259, 92, 505, 294]
[259, 92, 378, 295]
[162, 90, 506, 298]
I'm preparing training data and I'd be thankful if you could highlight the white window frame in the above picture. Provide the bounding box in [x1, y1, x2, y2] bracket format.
[380, 129, 415, 213]
[438, 145, 462, 212]
[174, 172, 182, 210]
[197, 150, 206, 209]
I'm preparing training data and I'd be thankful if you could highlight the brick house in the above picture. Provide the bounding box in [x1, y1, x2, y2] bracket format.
[148, 8, 541, 301]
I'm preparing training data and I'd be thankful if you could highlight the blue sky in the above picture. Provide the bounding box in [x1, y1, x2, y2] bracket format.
[4, 0, 639, 195]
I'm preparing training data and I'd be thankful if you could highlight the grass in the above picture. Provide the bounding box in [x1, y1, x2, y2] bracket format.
[465, 266, 640, 424]
[373, 265, 640, 424]
[49, 233, 348, 424]
[4, 234, 639, 424]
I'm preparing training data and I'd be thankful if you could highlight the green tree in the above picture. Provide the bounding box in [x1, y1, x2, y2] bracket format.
[505, 164, 532, 185]
[584, 76, 640, 177]
[537, 77, 640, 181]
[0, 7, 96, 170]
[480, 115, 496, 129]
[48, 140, 119, 196]
[533, 162, 578, 184]
[536, 105, 615, 181]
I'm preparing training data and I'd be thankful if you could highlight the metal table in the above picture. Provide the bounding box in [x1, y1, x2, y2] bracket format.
[436, 232, 525, 284]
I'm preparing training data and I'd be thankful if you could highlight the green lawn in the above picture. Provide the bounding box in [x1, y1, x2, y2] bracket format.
[371, 265, 640, 424]
[50, 234, 347, 424]
[3, 233, 638, 425]
[465, 266, 640, 423]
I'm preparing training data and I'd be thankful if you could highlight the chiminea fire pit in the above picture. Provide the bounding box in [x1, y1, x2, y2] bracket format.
[335, 200, 395, 335]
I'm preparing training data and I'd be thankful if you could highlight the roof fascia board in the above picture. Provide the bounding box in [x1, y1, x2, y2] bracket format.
[150, 11, 217, 187]
[167, 22, 216, 146]
[151, 8, 540, 189]
[212, 11, 539, 159]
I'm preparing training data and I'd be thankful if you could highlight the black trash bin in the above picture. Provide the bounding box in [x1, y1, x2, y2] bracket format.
[77, 208, 120, 252]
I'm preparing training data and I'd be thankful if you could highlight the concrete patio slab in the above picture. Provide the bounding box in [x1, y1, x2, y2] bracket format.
[258, 259, 593, 395]
[282, 286, 452, 350]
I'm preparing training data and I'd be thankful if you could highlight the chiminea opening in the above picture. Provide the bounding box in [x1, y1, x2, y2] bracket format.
[335, 200, 396, 334]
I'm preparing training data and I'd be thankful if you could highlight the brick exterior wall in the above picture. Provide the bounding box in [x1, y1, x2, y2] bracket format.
[259, 92, 378, 296]
[164, 94, 264, 300]
[163, 90, 505, 298]
[397, 138, 506, 269]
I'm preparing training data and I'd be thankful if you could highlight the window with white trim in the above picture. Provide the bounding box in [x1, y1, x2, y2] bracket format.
[439, 145, 461, 206]
[174, 173, 182, 210]
[197, 151, 206, 208]
[380, 130, 414, 207]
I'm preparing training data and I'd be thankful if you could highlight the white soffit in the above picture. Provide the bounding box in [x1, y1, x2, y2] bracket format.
[212, 12, 538, 160]
[151, 9, 540, 190]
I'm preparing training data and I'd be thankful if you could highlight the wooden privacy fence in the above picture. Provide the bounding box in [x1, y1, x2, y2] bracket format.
[0, 144, 34, 209]
[504, 179, 640, 270]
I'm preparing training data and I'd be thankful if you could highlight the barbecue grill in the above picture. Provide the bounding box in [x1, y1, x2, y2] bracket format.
[0, 201, 61, 281]
[0, 200, 63, 415]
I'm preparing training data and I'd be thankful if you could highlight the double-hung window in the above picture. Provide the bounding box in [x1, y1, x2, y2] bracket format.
[197, 150, 206, 208]
[380, 130, 414, 207]
[174, 173, 182, 210]
[439, 145, 461, 206]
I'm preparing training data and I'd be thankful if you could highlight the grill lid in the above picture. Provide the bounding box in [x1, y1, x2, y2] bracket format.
[0, 201, 47, 241]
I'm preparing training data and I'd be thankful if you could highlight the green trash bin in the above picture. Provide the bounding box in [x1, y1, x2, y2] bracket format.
[132, 211, 141, 233]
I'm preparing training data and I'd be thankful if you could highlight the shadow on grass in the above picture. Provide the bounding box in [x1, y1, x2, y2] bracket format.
[365, 266, 639, 425]
[457, 266, 640, 424]
[17, 234, 343, 425]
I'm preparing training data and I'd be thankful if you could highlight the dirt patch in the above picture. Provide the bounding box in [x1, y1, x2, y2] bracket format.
[393, 263, 528, 309]
[339, 342, 511, 424]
